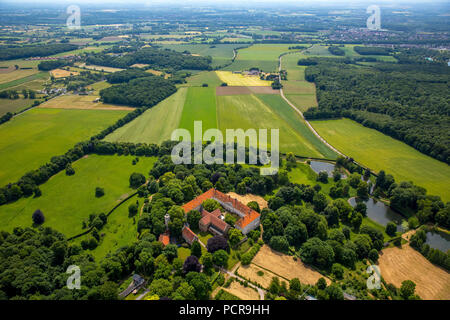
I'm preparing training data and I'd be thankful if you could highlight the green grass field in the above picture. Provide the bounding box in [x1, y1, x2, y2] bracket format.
[179, 87, 217, 138]
[182, 71, 223, 87]
[256, 94, 336, 159]
[78, 196, 140, 261]
[0, 155, 156, 237]
[222, 44, 299, 72]
[216, 94, 333, 158]
[105, 88, 187, 144]
[0, 108, 128, 186]
[311, 118, 450, 201]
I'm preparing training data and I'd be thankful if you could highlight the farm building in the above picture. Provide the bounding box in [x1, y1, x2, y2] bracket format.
[182, 226, 198, 245]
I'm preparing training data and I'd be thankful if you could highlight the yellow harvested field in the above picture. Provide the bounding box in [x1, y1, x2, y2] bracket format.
[227, 192, 268, 209]
[223, 281, 260, 300]
[131, 64, 149, 68]
[215, 71, 271, 87]
[378, 244, 450, 300]
[39, 94, 135, 111]
[50, 68, 79, 78]
[238, 264, 284, 289]
[146, 69, 163, 76]
[252, 245, 331, 285]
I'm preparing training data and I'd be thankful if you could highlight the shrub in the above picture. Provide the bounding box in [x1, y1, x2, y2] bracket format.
[32, 209, 45, 225]
[95, 187, 105, 198]
[241, 244, 261, 265]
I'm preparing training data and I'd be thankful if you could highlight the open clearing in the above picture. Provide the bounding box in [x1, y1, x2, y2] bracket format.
[216, 86, 279, 95]
[75, 196, 139, 261]
[226, 192, 268, 209]
[50, 68, 79, 78]
[378, 244, 450, 300]
[78, 63, 124, 73]
[105, 88, 187, 144]
[39, 94, 135, 110]
[223, 281, 260, 300]
[0, 108, 128, 186]
[310, 118, 450, 201]
[216, 71, 271, 86]
[0, 155, 156, 237]
[252, 245, 331, 285]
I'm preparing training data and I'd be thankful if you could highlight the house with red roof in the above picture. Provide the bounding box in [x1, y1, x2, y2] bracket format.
[182, 226, 198, 245]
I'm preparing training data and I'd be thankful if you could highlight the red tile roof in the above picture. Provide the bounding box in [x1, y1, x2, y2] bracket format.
[200, 208, 229, 233]
[182, 226, 197, 243]
[158, 232, 170, 246]
[182, 188, 260, 230]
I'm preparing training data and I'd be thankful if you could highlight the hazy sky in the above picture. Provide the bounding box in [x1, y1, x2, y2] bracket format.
[2, 0, 447, 4]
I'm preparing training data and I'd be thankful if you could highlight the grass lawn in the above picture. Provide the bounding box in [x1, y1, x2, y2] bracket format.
[311, 118, 450, 201]
[178, 247, 191, 262]
[256, 94, 336, 159]
[105, 88, 187, 144]
[179, 87, 217, 137]
[79, 196, 140, 261]
[0, 155, 157, 237]
[198, 232, 213, 246]
[0, 108, 129, 186]
[284, 94, 317, 112]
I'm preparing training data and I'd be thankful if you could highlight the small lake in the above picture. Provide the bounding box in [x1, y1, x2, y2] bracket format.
[425, 231, 450, 252]
[310, 161, 336, 177]
[348, 197, 405, 231]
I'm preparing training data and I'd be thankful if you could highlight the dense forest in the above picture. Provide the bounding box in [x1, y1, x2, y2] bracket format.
[38, 60, 69, 71]
[354, 46, 392, 56]
[303, 59, 450, 164]
[0, 43, 78, 60]
[328, 46, 345, 56]
[100, 76, 177, 107]
[86, 47, 212, 71]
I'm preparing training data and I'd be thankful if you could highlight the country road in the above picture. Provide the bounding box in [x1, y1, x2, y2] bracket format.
[277, 51, 372, 172]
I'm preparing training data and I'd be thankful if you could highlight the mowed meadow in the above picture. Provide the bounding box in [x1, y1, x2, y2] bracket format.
[0, 108, 129, 186]
[0, 154, 156, 237]
[311, 118, 450, 201]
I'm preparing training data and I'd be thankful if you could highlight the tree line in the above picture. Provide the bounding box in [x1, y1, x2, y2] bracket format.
[0, 43, 78, 60]
[86, 47, 212, 71]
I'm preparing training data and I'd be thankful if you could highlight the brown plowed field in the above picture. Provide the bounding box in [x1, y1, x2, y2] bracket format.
[216, 86, 280, 96]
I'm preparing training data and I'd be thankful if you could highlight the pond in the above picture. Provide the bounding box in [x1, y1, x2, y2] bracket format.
[425, 230, 450, 252]
[309, 161, 336, 178]
[348, 197, 406, 231]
